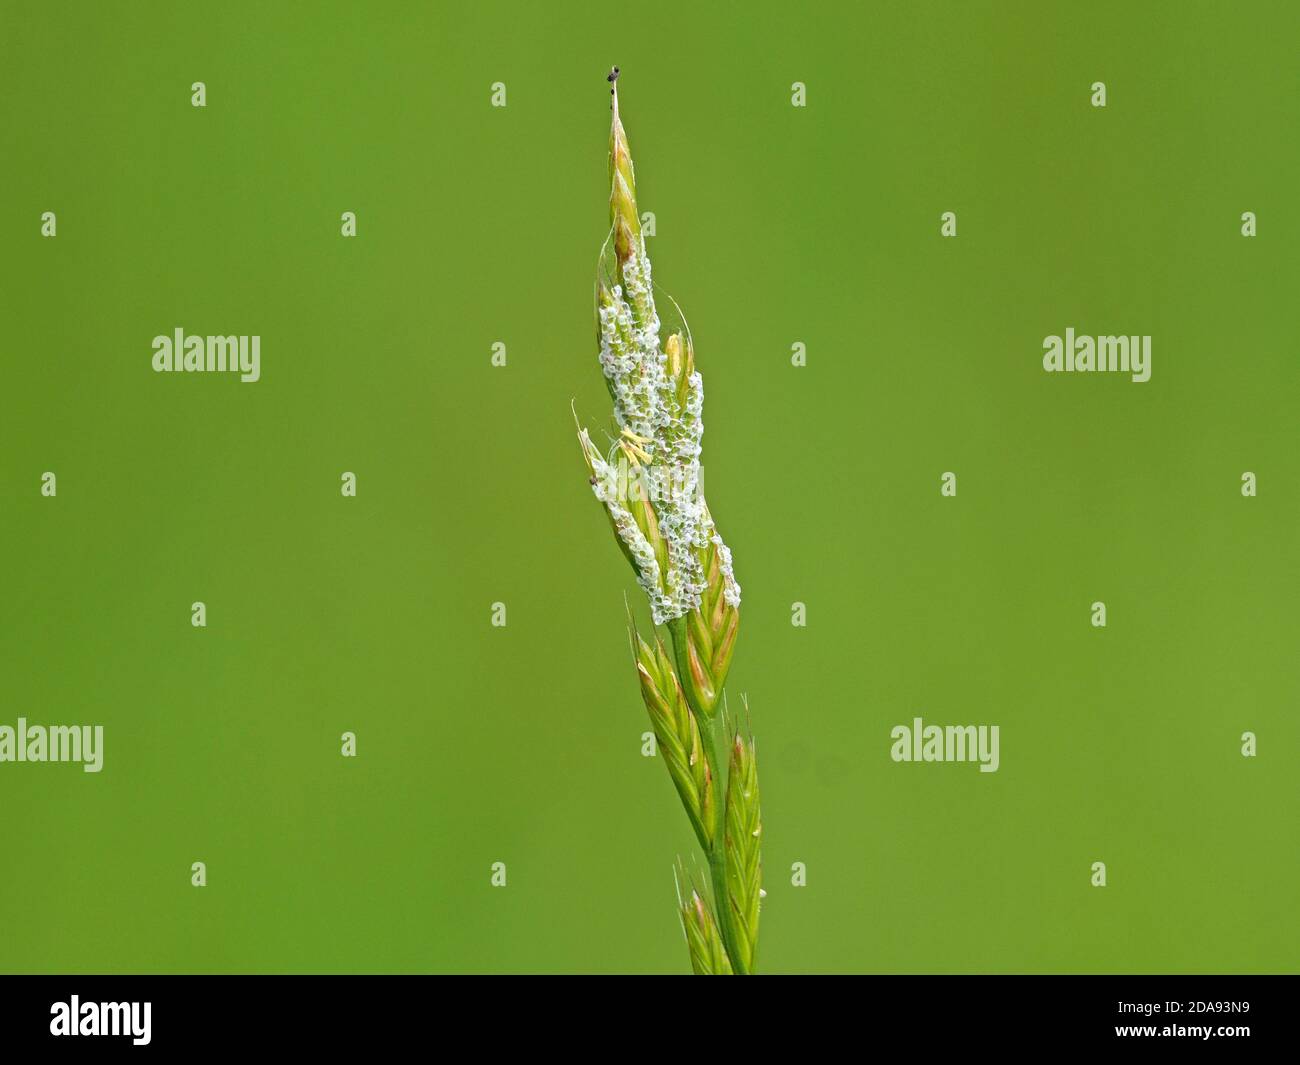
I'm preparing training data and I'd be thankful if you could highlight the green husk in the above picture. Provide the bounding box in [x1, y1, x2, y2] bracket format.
[724, 718, 762, 974]
[677, 880, 733, 976]
[632, 619, 715, 852]
[672, 520, 740, 719]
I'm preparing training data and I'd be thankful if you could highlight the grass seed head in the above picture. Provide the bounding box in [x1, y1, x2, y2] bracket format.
[583, 70, 758, 977]
[579, 74, 741, 629]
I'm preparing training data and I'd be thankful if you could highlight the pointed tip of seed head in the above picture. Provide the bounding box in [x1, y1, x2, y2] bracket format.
[607, 68, 639, 262]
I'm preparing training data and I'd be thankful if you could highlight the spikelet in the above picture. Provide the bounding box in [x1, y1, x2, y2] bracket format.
[675, 864, 733, 976]
[724, 711, 762, 975]
[631, 618, 715, 852]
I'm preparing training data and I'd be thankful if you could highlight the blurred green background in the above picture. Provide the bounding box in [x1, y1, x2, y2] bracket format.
[2, 0, 1297, 973]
